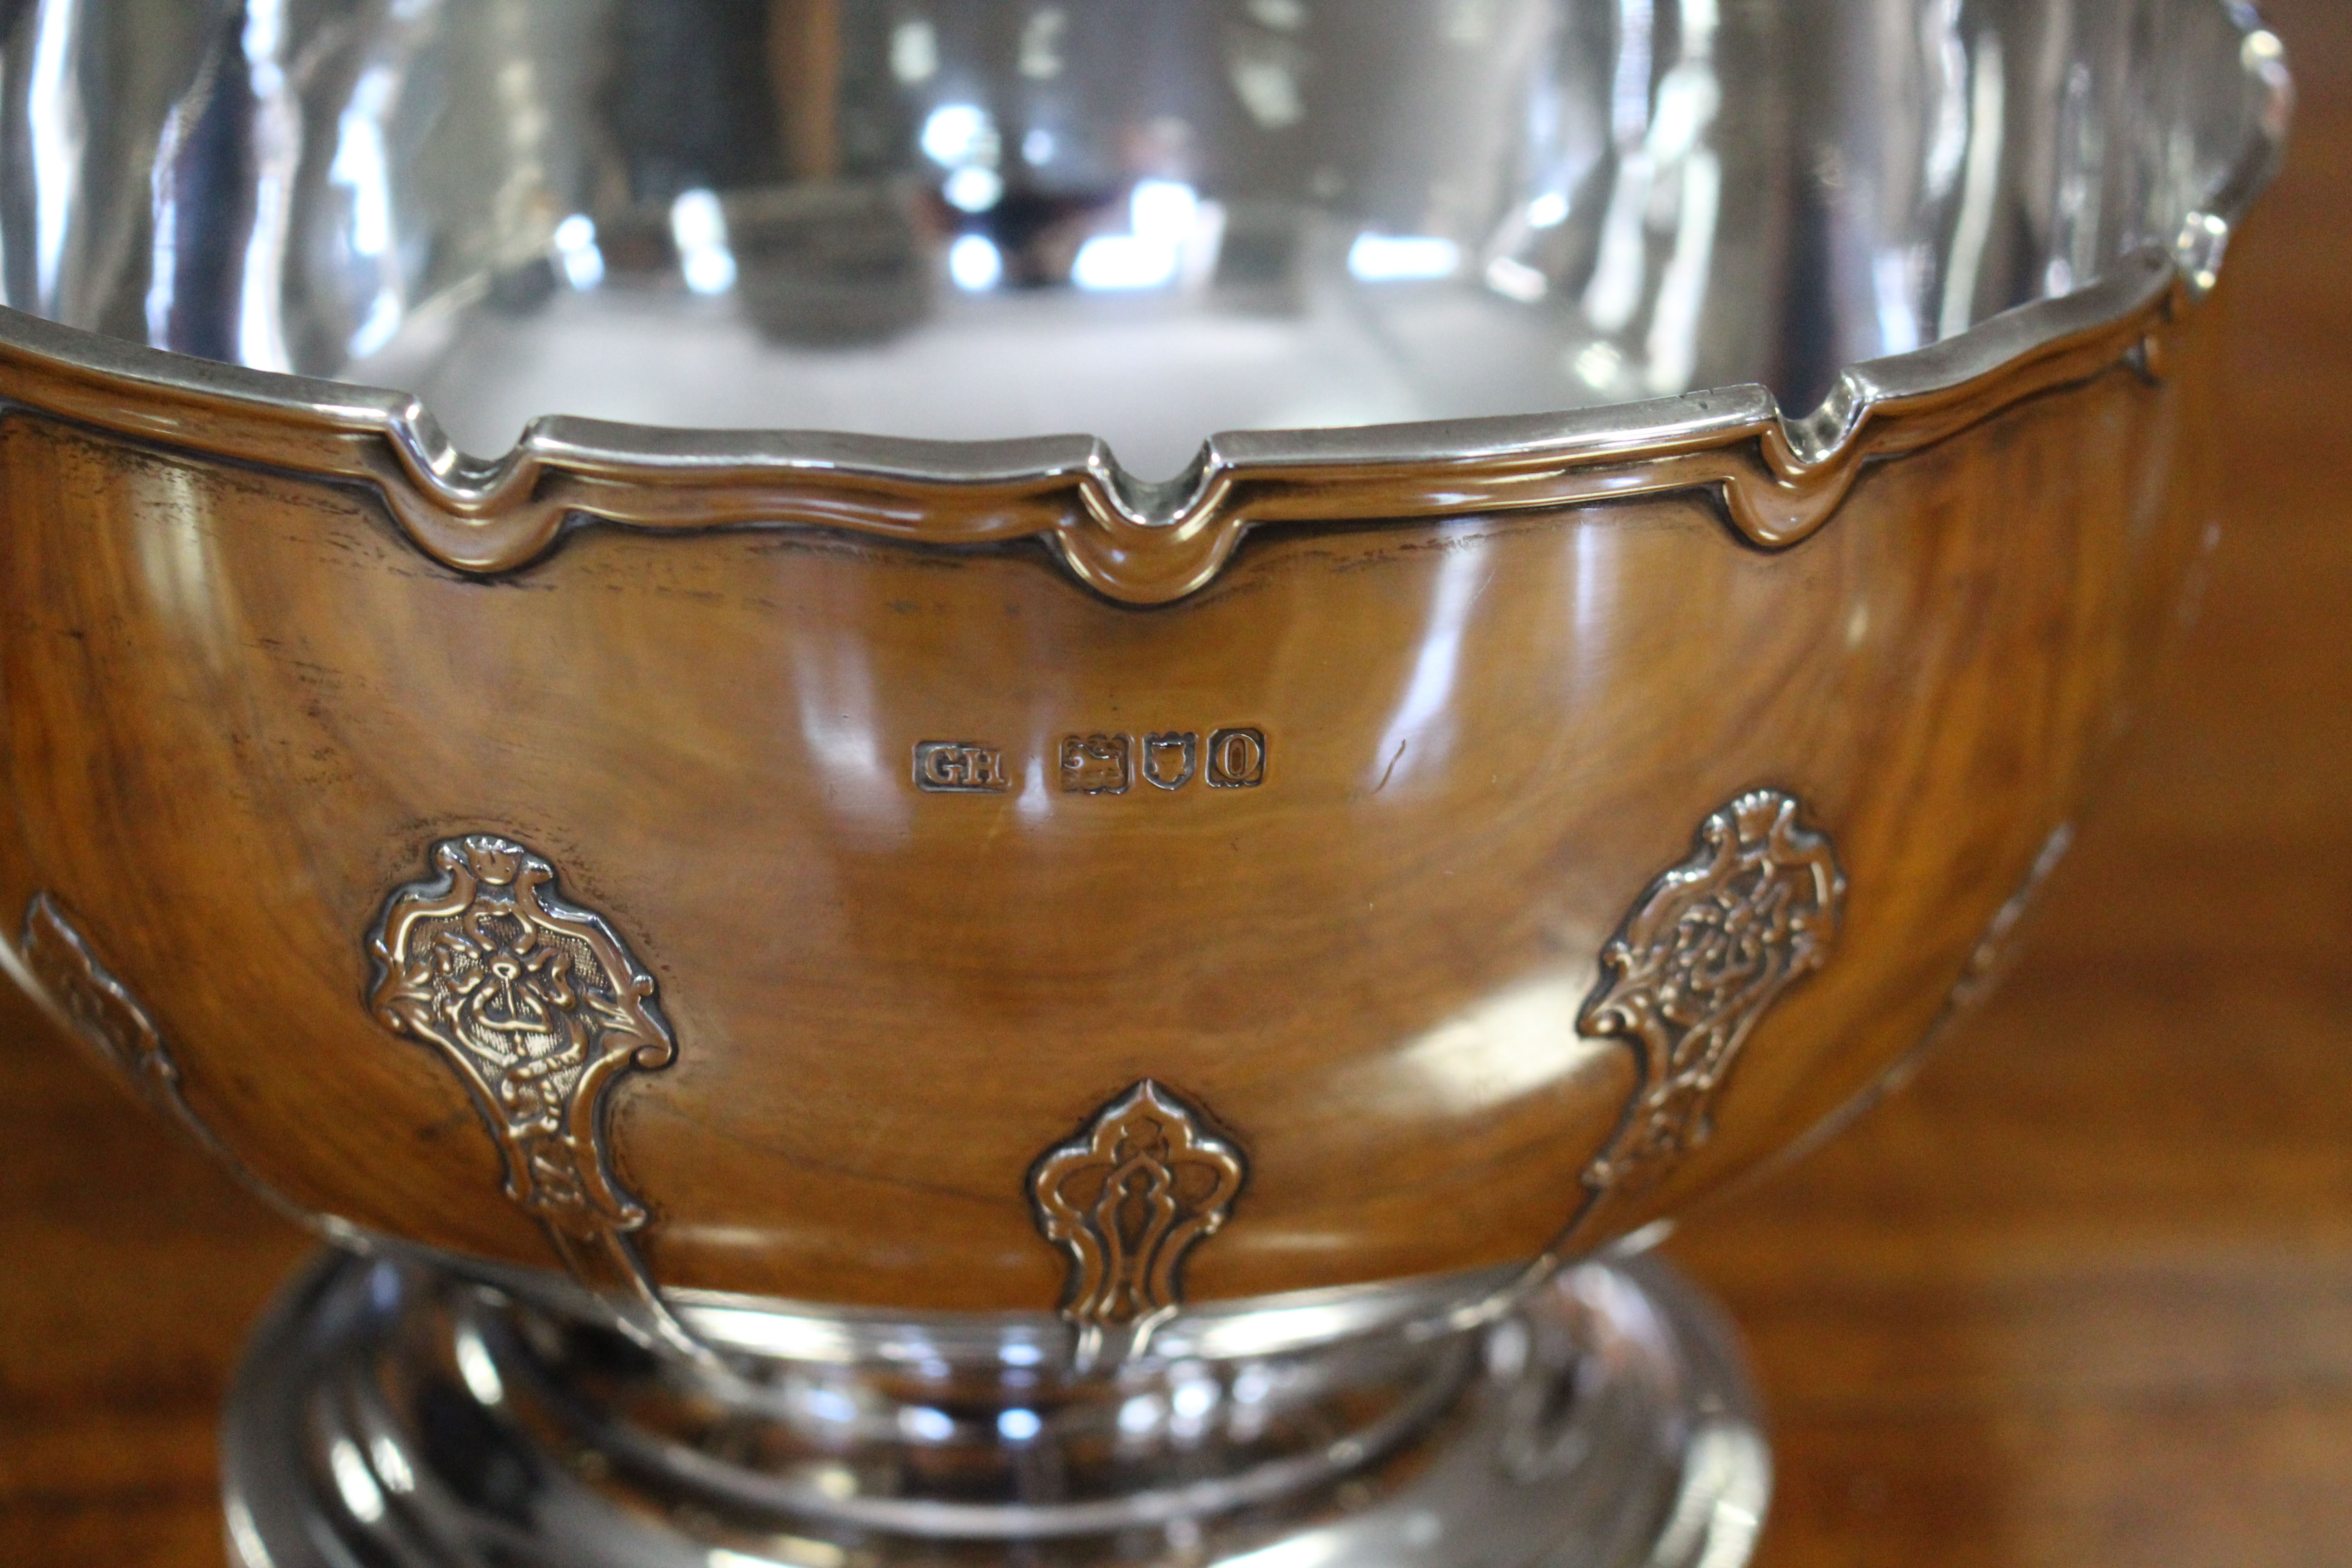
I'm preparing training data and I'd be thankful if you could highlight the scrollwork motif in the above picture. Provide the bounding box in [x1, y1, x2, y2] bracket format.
[10, 893, 354, 1238]
[20, 892, 179, 1108]
[0, 241, 2189, 603]
[368, 835, 684, 1331]
[1029, 1080, 1245, 1364]
[1867, 820, 2075, 1107]
[1578, 790, 1845, 1199]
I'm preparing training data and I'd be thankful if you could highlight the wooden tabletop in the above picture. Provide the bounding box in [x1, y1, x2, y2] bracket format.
[3, 4, 2347, 1560]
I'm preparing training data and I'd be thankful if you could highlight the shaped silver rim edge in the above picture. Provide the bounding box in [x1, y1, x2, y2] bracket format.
[0, 5, 2289, 608]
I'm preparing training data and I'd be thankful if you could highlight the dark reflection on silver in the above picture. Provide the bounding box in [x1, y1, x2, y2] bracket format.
[0, 0, 2286, 479]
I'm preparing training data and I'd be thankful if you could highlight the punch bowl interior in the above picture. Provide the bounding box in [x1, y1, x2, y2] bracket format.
[1, 0, 2283, 477]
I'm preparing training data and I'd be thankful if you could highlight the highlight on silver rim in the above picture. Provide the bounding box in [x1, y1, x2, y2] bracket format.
[0, 0, 2289, 602]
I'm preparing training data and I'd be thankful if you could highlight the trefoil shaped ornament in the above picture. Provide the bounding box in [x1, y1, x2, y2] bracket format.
[1029, 1079, 1245, 1368]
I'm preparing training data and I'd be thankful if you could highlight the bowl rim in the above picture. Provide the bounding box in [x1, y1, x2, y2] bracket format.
[0, 4, 2290, 606]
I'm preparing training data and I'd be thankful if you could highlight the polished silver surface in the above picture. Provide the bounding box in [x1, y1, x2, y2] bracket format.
[0, 5, 2288, 1565]
[0, 0, 2288, 481]
[670, 1264, 1529, 1368]
[226, 1247, 1763, 1567]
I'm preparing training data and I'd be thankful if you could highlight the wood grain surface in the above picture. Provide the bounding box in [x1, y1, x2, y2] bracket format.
[2, 0, 2346, 1559]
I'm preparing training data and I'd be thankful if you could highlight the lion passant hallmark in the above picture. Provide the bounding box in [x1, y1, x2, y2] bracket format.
[0, 0, 2289, 1556]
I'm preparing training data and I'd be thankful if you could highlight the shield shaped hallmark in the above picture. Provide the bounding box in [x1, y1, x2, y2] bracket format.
[1205, 727, 1267, 788]
[1141, 731, 1198, 790]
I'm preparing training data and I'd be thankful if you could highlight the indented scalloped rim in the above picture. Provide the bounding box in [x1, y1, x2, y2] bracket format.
[0, 9, 2288, 606]
[0, 253, 2180, 602]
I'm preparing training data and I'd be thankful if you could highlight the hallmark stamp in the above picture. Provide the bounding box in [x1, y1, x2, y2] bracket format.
[1205, 727, 1268, 788]
[917, 727, 1266, 797]
[1141, 731, 1197, 790]
[1059, 733, 1132, 794]
[914, 740, 1010, 794]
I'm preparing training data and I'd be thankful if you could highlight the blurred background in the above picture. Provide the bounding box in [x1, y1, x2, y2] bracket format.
[0, 1, 2345, 1563]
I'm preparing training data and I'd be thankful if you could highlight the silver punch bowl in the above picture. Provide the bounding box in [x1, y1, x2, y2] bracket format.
[0, 2, 2289, 1565]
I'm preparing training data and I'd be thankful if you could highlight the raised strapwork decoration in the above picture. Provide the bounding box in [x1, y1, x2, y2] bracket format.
[368, 834, 702, 1359]
[1578, 790, 1845, 1203]
[18, 892, 177, 1104]
[1029, 1080, 1246, 1367]
[12, 894, 347, 1238]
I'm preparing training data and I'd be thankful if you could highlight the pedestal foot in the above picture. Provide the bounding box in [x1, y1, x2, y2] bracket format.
[224, 1249, 1765, 1567]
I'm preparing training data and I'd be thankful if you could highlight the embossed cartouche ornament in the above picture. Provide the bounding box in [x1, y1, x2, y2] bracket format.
[18, 892, 176, 1105]
[1578, 790, 1846, 1203]
[1029, 1079, 1246, 1365]
[14, 894, 324, 1231]
[368, 835, 683, 1339]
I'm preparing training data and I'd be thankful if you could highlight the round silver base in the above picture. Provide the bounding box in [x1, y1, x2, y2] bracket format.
[223, 1250, 1766, 1568]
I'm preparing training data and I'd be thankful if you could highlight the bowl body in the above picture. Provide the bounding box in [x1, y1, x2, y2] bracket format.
[0, 0, 2285, 1319]
[0, 284, 2222, 1312]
